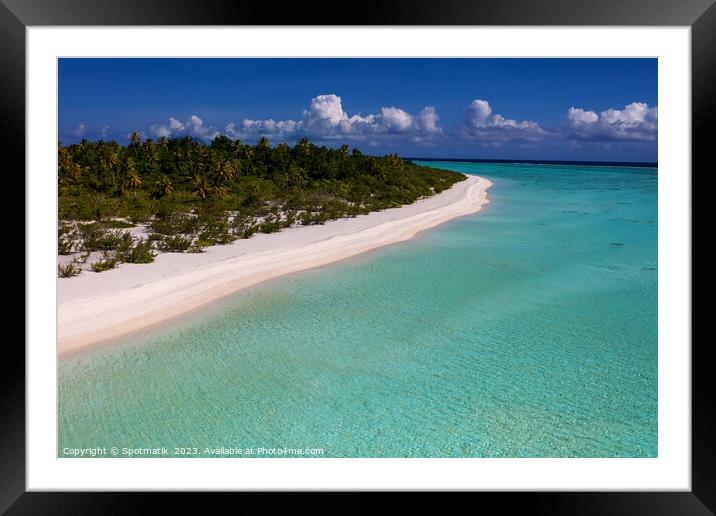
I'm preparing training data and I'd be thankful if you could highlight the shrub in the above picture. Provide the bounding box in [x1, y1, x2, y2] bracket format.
[73, 251, 90, 264]
[259, 219, 282, 234]
[81, 229, 133, 253]
[58, 236, 75, 255]
[58, 263, 82, 278]
[150, 213, 199, 235]
[58, 224, 78, 255]
[300, 211, 313, 225]
[313, 212, 329, 225]
[115, 231, 133, 250]
[157, 236, 192, 252]
[90, 255, 119, 272]
[300, 211, 329, 225]
[282, 210, 297, 227]
[231, 215, 253, 236]
[123, 239, 155, 264]
[110, 231, 135, 255]
[240, 225, 259, 239]
[198, 216, 235, 245]
[78, 223, 102, 251]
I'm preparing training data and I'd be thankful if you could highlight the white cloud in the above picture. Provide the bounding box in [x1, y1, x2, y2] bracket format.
[151, 125, 172, 138]
[567, 102, 658, 141]
[240, 118, 300, 137]
[465, 99, 493, 127]
[237, 94, 443, 140]
[149, 95, 444, 145]
[463, 99, 545, 142]
[379, 107, 415, 133]
[567, 107, 599, 124]
[146, 96, 656, 150]
[416, 106, 442, 135]
[150, 115, 219, 140]
[304, 94, 350, 129]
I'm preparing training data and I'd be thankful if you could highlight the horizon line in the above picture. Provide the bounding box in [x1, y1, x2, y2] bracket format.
[406, 157, 658, 168]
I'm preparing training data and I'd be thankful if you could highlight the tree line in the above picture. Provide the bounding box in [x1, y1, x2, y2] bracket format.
[57, 134, 465, 276]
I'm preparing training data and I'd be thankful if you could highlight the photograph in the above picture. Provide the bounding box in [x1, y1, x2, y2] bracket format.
[56, 57, 659, 460]
[3, 3, 705, 506]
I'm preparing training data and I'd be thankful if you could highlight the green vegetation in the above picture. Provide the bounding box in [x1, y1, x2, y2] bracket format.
[90, 254, 119, 272]
[122, 239, 155, 264]
[58, 135, 465, 276]
[157, 236, 193, 253]
[58, 263, 82, 278]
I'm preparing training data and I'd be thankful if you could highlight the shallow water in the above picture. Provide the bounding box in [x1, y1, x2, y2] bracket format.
[59, 162, 657, 458]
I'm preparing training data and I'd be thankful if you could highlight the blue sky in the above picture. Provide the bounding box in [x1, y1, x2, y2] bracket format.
[59, 58, 658, 162]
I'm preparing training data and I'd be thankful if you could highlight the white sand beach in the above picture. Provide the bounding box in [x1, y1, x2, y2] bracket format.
[58, 175, 492, 355]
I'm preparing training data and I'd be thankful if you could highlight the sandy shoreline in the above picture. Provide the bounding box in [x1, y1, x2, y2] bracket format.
[58, 174, 492, 355]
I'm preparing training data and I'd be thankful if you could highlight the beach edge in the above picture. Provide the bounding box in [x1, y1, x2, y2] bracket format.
[58, 174, 492, 355]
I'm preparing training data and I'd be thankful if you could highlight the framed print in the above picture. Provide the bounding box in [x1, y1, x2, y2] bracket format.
[4, 0, 710, 511]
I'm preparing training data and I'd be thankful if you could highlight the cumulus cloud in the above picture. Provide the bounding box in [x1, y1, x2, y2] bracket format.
[567, 107, 599, 124]
[237, 118, 300, 138]
[378, 106, 415, 133]
[463, 99, 545, 142]
[145, 96, 657, 151]
[567, 102, 658, 141]
[66, 123, 113, 140]
[416, 106, 441, 135]
[150, 115, 220, 140]
[236, 94, 443, 140]
[146, 95, 446, 146]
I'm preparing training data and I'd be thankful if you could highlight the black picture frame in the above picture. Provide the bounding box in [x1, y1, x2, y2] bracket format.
[4, 0, 708, 512]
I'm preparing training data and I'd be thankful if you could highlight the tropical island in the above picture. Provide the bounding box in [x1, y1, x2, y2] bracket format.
[56, 58, 658, 462]
[57, 135, 492, 353]
[58, 134, 466, 277]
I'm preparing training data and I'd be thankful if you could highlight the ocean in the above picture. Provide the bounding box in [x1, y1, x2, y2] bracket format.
[59, 161, 658, 458]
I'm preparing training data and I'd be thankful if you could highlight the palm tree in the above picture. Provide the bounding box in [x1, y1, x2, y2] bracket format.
[158, 137, 169, 155]
[212, 160, 236, 185]
[99, 143, 120, 191]
[124, 158, 142, 196]
[213, 185, 229, 198]
[192, 175, 209, 199]
[232, 158, 242, 177]
[143, 139, 159, 175]
[296, 137, 311, 158]
[232, 139, 243, 157]
[288, 163, 308, 187]
[386, 153, 406, 186]
[58, 147, 74, 184]
[195, 145, 209, 174]
[257, 136, 271, 153]
[58, 152, 82, 190]
[68, 162, 83, 184]
[175, 147, 189, 176]
[151, 176, 173, 199]
[129, 132, 142, 162]
[242, 145, 255, 174]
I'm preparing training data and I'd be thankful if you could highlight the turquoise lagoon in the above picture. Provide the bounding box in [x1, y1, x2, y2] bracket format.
[59, 162, 658, 457]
